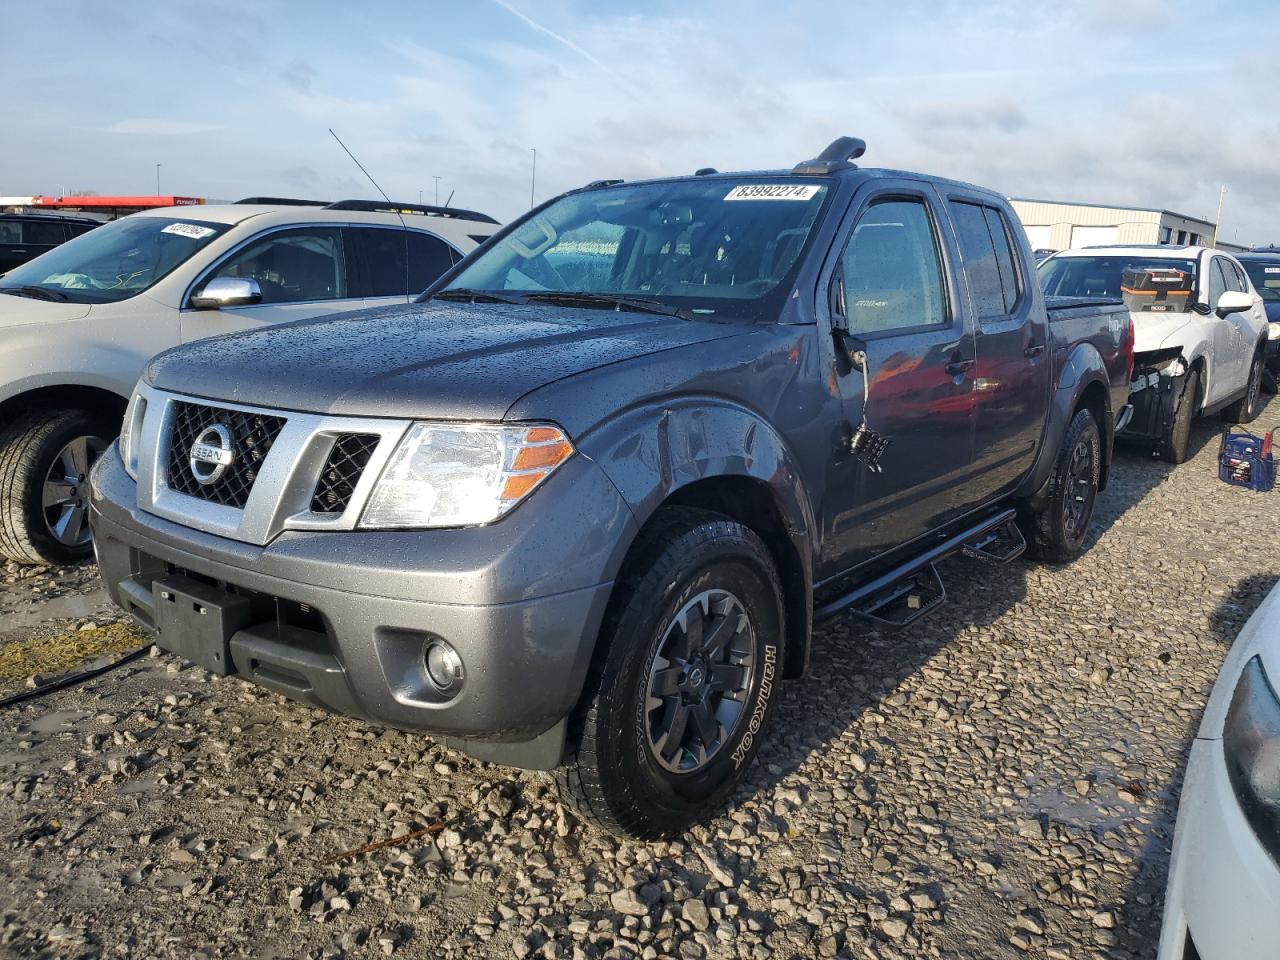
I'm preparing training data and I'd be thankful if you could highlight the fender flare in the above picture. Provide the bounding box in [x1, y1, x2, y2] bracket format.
[1017, 340, 1113, 504]
[578, 396, 818, 675]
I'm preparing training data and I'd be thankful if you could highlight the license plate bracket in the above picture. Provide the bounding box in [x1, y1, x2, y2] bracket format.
[153, 575, 254, 676]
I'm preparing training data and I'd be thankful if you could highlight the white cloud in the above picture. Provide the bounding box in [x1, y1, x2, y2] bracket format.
[102, 118, 223, 136]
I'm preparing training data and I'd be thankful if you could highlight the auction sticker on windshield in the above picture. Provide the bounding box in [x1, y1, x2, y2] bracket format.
[724, 184, 822, 201]
[161, 222, 217, 240]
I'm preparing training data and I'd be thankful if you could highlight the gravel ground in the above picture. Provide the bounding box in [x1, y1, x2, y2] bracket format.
[3, 406, 1280, 960]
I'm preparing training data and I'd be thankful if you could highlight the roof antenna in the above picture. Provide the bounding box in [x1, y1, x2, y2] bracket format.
[329, 127, 410, 296]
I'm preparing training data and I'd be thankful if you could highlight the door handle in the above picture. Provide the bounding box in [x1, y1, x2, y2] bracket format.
[944, 356, 975, 376]
[1023, 343, 1046, 358]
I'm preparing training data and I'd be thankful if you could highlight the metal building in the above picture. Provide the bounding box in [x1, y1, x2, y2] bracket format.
[1008, 198, 1246, 254]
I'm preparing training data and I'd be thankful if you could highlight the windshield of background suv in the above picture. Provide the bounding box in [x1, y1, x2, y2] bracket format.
[1240, 258, 1280, 302]
[1038, 255, 1200, 300]
[439, 178, 831, 321]
[0, 215, 231, 304]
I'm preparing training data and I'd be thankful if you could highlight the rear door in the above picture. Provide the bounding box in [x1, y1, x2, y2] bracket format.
[181, 225, 365, 341]
[946, 196, 1050, 503]
[820, 181, 977, 569]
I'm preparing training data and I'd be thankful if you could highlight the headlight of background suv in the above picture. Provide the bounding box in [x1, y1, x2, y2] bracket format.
[119, 391, 147, 480]
[1224, 655, 1280, 864]
[360, 422, 574, 529]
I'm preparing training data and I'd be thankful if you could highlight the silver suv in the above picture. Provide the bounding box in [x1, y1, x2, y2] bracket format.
[0, 199, 499, 564]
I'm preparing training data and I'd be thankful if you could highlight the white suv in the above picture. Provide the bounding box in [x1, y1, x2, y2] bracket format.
[1040, 245, 1269, 461]
[0, 199, 499, 564]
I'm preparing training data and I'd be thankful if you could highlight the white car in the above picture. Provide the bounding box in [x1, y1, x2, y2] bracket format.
[1039, 245, 1269, 462]
[0, 199, 499, 564]
[1157, 583, 1280, 959]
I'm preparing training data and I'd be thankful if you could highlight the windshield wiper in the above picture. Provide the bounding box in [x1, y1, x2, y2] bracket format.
[521, 291, 693, 320]
[429, 287, 528, 305]
[0, 285, 70, 302]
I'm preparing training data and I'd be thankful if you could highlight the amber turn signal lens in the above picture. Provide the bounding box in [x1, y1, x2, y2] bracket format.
[512, 440, 573, 471]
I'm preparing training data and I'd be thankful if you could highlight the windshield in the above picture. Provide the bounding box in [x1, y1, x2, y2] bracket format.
[0, 215, 231, 303]
[1038, 255, 1200, 300]
[1240, 258, 1280, 303]
[440, 178, 831, 321]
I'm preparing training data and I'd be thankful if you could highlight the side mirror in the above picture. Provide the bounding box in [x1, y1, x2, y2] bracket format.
[1216, 290, 1253, 316]
[830, 272, 867, 371]
[190, 276, 262, 310]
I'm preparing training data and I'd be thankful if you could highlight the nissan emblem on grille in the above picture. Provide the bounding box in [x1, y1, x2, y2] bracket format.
[189, 424, 235, 486]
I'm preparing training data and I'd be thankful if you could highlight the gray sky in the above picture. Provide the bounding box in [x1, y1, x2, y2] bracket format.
[4, 0, 1277, 245]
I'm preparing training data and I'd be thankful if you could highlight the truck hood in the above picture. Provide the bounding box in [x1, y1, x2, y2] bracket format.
[144, 300, 746, 420]
[0, 292, 93, 326]
[1130, 309, 1196, 355]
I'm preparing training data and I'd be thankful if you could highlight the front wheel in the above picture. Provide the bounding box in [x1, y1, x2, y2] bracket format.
[554, 507, 785, 838]
[0, 409, 114, 565]
[1021, 407, 1101, 564]
[1158, 365, 1201, 463]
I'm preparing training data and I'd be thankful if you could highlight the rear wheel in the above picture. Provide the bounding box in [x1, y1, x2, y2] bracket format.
[554, 507, 785, 838]
[1221, 349, 1264, 424]
[0, 409, 114, 565]
[1158, 365, 1201, 463]
[1021, 407, 1101, 564]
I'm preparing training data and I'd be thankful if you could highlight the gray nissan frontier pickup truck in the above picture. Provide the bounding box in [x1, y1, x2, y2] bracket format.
[89, 137, 1133, 837]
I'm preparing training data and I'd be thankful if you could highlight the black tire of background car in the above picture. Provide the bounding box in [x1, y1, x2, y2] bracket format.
[0, 408, 115, 565]
[1020, 407, 1101, 564]
[1220, 348, 1265, 425]
[553, 506, 785, 839]
[1159, 365, 1201, 464]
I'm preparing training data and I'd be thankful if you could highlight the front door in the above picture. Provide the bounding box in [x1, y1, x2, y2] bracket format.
[180, 226, 365, 342]
[821, 185, 977, 571]
[946, 195, 1051, 503]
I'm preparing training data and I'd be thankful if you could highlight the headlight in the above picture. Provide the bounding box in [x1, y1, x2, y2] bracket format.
[1224, 655, 1280, 864]
[1267, 322, 1280, 342]
[120, 391, 147, 480]
[360, 422, 573, 529]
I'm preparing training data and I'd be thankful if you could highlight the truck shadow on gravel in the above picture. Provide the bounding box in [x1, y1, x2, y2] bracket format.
[1108, 572, 1277, 960]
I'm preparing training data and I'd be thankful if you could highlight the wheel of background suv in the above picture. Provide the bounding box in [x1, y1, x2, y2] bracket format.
[1158, 365, 1201, 463]
[1220, 349, 1265, 425]
[0, 409, 114, 566]
[1021, 407, 1101, 565]
[554, 507, 785, 838]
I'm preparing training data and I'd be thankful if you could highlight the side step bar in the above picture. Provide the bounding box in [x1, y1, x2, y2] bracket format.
[815, 509, 1023, 631]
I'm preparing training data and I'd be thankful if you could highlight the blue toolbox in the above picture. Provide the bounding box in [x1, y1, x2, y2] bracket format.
[1218, 429, 1276, 492]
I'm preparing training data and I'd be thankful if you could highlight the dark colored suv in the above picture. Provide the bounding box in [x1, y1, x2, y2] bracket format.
[0, 213, 101, 273]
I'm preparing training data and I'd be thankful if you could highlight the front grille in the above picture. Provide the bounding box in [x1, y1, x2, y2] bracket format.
[167, 401, 286, 508]
[310, 434, 380, 513]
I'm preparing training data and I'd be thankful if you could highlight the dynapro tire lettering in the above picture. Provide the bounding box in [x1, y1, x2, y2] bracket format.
[731, 644, 777, 768]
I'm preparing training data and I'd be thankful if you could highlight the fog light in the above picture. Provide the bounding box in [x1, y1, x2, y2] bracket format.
[424, 640, 464, 695]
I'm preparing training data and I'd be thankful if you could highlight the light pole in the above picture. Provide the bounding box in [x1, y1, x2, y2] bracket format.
[1211, 185, 1228, 247]
[530, 148, 537, 209]
[433, 176, 441, 206]
[155, 163, 161, 196]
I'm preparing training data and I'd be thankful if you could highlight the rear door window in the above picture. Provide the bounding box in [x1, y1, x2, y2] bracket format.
[0, 221, 20, 244]
[948, 201, 1006, 319]
[348, 227, 408, 297]
[982, 207, 1023, 312]
[1224, 259, 1248, 293]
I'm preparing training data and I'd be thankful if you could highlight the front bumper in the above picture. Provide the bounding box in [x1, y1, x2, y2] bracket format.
[89, 446, 634, 769]
[1157, 735, 1280, 959]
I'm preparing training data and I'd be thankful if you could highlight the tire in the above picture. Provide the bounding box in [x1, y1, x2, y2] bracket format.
[0, 409, 115, 566]
[1158, 365, 1201, 463]
[1021, 407, 1101, 564]
[554, 507, 785, 838]
[1220, 349, 1265, 424]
